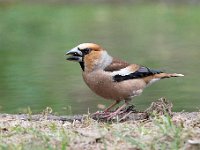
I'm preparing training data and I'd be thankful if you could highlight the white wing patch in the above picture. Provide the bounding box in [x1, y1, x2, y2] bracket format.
[110, 67, 132, 76]
[147, 78, 160, 86]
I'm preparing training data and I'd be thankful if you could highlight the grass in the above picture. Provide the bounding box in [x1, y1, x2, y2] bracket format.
[1, 112, 200, 150]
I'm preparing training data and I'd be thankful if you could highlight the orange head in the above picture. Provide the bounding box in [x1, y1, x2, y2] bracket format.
[66, 43, 112, 72]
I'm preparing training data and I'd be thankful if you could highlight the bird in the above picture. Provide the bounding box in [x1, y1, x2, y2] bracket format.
[65, 43, 184, 118]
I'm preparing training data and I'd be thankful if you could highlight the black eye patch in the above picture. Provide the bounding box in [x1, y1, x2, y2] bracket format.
[82, 48, 91, 55]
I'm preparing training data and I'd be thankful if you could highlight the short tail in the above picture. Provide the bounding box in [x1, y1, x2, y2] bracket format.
[155, 73, 184, 79]
[168, 73, 184, 77]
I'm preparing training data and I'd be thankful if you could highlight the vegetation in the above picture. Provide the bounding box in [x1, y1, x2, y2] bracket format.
[0, 111, 200, 150]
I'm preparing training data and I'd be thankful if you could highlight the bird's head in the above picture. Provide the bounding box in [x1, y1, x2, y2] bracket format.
[66, 43, 112, 72]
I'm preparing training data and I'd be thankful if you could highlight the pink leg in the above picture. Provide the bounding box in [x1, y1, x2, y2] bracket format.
[106, 102, 129, 120]
[92, 100, 119, 115]
[103, 101, 119, 112]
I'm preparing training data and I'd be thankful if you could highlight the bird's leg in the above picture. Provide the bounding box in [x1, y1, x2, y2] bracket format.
[106, 101, 129, 120]
[92, 100, 119, 116]
[103, 100, 120, 113]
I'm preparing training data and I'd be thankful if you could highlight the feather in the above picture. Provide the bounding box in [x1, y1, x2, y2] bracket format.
[113, 66, 163, 82]
[104, 58, 130, 72]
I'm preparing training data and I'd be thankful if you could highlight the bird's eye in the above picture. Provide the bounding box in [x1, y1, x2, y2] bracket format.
[82, 48, 91, 55]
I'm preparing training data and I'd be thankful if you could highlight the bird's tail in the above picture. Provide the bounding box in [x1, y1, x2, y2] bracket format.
[154, 73, 184, 79]
[167, 73, 184, 77]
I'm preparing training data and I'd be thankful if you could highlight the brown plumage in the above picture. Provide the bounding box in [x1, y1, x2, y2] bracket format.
[104, 58, 130, 72]
[66, 43, 184, 118]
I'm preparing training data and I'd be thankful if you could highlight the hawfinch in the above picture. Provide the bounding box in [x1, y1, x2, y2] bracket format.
[66, 43, 184, 118]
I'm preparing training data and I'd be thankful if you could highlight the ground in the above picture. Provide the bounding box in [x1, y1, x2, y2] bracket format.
[1, 100, 200, 150]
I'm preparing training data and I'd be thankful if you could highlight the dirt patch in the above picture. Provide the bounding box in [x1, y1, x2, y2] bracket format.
[0, 98, 200, 150]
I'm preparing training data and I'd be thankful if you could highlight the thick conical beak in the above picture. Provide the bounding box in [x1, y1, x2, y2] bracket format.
[65, 47, 83, 62]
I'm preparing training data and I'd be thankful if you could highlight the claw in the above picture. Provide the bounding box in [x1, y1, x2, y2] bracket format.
[107, 112, 119, 120]
[91, 110, 110, 116]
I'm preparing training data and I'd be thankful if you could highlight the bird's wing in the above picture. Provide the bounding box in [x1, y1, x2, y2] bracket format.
[104, 58, 130, 72]
[111, 65, 163, 82]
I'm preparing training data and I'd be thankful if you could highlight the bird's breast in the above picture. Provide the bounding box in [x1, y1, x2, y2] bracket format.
[82, 70, 146, 101]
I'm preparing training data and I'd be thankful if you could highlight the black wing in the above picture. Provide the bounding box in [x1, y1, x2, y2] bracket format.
[113, 66, 163, 82]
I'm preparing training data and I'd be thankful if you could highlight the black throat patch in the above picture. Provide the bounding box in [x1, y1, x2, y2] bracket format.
[79, 62, 85, 71]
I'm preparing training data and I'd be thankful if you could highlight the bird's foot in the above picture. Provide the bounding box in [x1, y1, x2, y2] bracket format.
[91, 110, 110, 116]
[103, 110, 124, 120]
[106, 112, 123, 120]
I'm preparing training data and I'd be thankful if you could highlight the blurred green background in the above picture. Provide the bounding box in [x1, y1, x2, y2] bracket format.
[0, 1, 199, 114]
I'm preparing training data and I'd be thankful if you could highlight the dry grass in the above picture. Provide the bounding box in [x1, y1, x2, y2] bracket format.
[1, 112, 200, 150]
